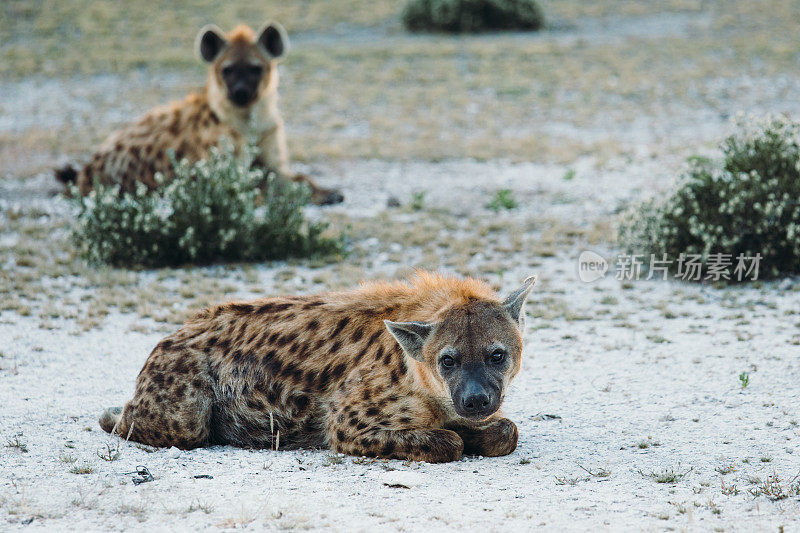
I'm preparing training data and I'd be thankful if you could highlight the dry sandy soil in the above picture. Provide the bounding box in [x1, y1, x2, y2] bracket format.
[2, 158, 799, 531]
[2, 1, 800, 531]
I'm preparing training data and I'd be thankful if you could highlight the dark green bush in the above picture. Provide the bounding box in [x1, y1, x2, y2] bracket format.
[618, 115, 800, 280]
[402, 0, 544, 33]
[69, 144, 343, 267]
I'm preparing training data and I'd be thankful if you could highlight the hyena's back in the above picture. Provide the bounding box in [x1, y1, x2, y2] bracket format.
[73, 96, 233, 195]
[103, 293, 399, 450]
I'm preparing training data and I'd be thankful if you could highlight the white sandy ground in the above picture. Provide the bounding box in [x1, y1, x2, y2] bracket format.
[1, 155, 800, 532]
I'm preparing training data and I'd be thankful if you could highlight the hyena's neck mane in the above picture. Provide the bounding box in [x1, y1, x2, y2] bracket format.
[354, 271, 498, 320]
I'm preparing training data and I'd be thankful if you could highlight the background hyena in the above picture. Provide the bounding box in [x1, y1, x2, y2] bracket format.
[56, 21, 343, 205]
[100, 271, 536, 463]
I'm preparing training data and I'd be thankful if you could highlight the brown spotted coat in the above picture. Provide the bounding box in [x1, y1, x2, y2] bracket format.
[99, 272, 535, 463]
[60, 24, 341, 205]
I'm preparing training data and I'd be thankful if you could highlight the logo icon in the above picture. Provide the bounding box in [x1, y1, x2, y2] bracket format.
[578, 251, 608, 282]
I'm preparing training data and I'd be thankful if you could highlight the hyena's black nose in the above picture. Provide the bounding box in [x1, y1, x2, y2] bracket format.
[231, 88, 251, 106]
[462, 392, 491, 413]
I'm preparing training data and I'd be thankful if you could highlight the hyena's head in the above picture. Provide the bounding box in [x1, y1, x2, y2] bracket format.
[195, 22, 289, 108]
[386, 276, 536, 421]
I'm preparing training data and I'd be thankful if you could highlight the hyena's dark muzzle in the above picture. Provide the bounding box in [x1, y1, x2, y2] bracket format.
[452, 369, 501, 420]
[222, 63, 264, 107]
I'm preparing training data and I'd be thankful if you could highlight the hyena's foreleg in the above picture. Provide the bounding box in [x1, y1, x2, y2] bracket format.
[256, 130, 343, 205]
[328, 426, 464, 463]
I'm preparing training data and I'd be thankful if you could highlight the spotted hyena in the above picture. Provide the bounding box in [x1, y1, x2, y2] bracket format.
[99, 272, 536, 462]
[56, 22, 343, 205]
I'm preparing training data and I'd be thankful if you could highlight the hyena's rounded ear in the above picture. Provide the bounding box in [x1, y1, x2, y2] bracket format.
[196, 25, 228, 63]
[257, 21, 290, 60]
[384, 320, 434, 362]
[503, 275, 537, 330]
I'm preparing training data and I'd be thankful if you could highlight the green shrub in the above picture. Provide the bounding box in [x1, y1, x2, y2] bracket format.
[69, 144, 343, 267]
[402, 0, 544, 33]
[618, 115, 800, 281]
[487, 189, 518, 211]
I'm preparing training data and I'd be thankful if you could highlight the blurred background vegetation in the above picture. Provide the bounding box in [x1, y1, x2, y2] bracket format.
[2, 0, 800, 173]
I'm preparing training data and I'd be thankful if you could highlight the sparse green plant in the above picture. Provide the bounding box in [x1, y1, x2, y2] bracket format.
[715, 463, 736, 475]
[748, 472, 800, 501]
[402, 0, 545, 33]
[706, 500, 722, 515]
[187, 501, 214, 514]
[69, 144, 342, 267]
[486, 189, 518, 211]
[519, 458, 531, 465]
[562, 168, 576, 181]
[70, 464, 94, 475]
[554, 476, 587, 486]
[59, 453, 78, 464]
[640, 466, 693, 484]
[760, 456, 772, 463]
[97, 442, 121, 462]
[410, 191, 426, 211]
[351, 457, 388, 466]
[6, 436, 28, 453]
[739, 371, 750, 388]
[669, 501, 688, 514]
[721, 478, 740, 495]
[618, 115, 800, 280]
[323, 454, 345, 466]
[576, 464, 611, 478]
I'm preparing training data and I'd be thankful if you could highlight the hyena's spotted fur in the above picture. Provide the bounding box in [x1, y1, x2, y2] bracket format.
[56, 22, 342, 205]
[100, 272, 536, 463]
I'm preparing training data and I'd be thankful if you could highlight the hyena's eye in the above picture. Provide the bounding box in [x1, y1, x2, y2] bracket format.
[440, 355, 456, 368]
[221, 66, 234, 77]
[489, 349, 506, 364]
[248, 65, 263, 76]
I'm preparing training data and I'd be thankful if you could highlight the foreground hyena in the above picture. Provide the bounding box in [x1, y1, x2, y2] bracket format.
[56, 22, 343, 205]
[100, 272, 536, 462]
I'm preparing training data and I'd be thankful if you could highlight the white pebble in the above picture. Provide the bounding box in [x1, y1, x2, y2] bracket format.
[165, 446, 182, 459]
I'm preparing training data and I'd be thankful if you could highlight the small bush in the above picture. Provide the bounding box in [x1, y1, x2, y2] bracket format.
[69, 144, 343, 267]
[402, 0, 544, 33]
[618, 115, 800, 280]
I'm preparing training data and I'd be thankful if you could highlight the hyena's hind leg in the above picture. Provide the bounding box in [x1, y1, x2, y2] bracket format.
[99, 387, 213, 450]
[98, 346, 215, 449]
[99, 406, 124, 434]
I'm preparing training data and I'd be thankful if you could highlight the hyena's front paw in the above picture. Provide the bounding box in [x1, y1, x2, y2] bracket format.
[451, 418, 519, 457]
[311, 187, 344, 206]
[291, 172, 344, 205]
